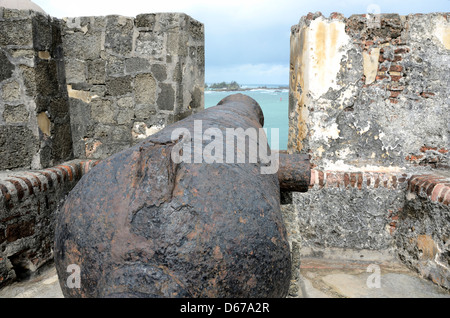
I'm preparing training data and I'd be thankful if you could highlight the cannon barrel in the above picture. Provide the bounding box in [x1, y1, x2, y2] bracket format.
[54, 93, 310, 298]
[278, 153, 310, 192]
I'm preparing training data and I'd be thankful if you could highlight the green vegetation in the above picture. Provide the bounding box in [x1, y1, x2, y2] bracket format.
[207, 81, 241, 91]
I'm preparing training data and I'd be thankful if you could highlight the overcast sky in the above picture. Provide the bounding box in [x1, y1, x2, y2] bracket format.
[33, 0, 449, 85]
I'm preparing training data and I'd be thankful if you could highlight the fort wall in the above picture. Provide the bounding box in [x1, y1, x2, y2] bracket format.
[63, 13, 204, 159]
[288, 12, 450, 292]
[0, 9, 72, 171]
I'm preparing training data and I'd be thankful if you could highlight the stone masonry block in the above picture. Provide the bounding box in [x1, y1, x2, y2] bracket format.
[2, 104, 29, 123]
[150, 64, 167, 82]
[135, 14, 156, 29]
[0, 126, 39, 170]
[1, 81, 21, 102]
[0, 50, 14, 83]
[64, 59, 87, 84]
[157, 83, 175, 111]
[35, 59, 60, 98]
[87, 59, 106, 84]
[18, 65, 36, 96]
[188, 18, 204, 42]
[136, 31, 165, 57]
[90, 98, 115, 124]
[102, 52, 125, 76]
[134, 104, 157, 121]
[104, 15, 134, 56]
[106, 76, 132, 96]
[0, 19, 33, 47]
[32, 14, 54, 51]
[62, 31, 102, 60]
[134, 73, 156, 105]
[125, 57, 151, 74]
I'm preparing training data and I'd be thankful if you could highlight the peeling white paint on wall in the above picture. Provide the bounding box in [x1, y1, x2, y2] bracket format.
[310, 112, 341, 143]
[356, 121, 371, 135]
[303, 17, 351, 99]
[434, 18, 450, 50]
[320, 159, 406, 173]
[335, 85, 358, 109]
[363, 48, 381, 84]
[334, 147, 352, 160]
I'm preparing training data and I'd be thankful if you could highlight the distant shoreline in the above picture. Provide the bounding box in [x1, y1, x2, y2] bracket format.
[206, 86, 289, 92]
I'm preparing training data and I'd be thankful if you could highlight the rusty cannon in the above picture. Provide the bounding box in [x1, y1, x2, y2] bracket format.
[54, 94, 310, 298]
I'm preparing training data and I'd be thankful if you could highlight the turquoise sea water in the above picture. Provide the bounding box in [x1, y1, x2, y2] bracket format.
[204, 85, 289, 150]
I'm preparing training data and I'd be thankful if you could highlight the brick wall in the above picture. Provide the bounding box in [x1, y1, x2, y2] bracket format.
[408, 174, 450, 205]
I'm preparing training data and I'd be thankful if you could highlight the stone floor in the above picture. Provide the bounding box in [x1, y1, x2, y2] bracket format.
[296, 257, 450, 298]
[0, 256, 449, 298]
[0, 264, 63, 298]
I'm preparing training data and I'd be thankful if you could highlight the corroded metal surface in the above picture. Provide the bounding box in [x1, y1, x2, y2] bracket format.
[278, 153, 310, 192]
[55, 94, 307, 298]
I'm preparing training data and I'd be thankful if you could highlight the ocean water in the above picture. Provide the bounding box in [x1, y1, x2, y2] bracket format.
[204, 85, 289, 150]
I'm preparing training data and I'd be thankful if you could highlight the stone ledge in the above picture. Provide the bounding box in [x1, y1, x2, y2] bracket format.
[0, 159, 100, 287]
[408, 173, 450, 205]
[0, 160, 100, 209]
[310, 168, 450, 206]
[302, 168, 450, 291]
[309, 169, 410, 190]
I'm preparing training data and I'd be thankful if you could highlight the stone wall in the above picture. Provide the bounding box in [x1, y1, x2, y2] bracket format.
[295, 170, 410, 251]
[288, 12, 450, 290]
[0, 160, 99, 285]
[62, 13, 205, 159]
[0, 8, 73, 170]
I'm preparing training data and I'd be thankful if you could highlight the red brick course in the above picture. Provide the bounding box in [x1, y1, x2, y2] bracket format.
[408, 175, 450, 205]
[0, 159, 102, 287]
[0, 160, 99, 206]
[310, 169, 449, 206]
[310, 169, 410, 190]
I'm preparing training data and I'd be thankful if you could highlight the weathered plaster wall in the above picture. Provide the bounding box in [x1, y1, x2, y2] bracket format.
[288, 12, 450, 290]
[289, 12, 449, 170]
[0, 8, 73, 171]
[62, 13, 205, 159]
